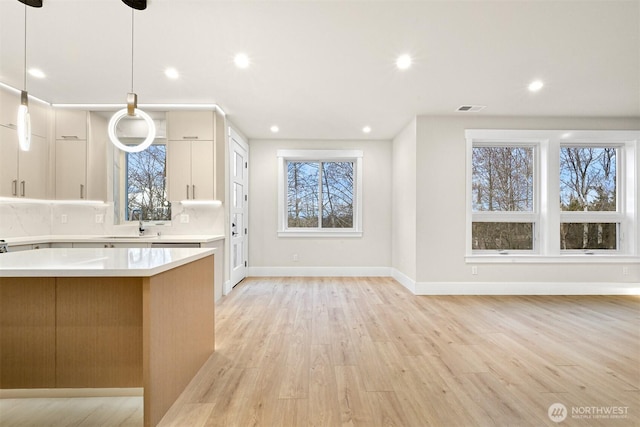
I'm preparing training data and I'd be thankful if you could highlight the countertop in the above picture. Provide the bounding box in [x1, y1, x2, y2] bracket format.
[0, 247, 216, 277]
[2, 234, 225, 245]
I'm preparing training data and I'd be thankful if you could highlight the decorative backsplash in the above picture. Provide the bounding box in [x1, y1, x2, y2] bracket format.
[0, 199, 224, 238]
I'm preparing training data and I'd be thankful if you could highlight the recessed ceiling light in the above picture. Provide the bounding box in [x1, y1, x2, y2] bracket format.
[270, 125, 279, 133]
[234, 53, 250, 69]
[362, 126, 371, 134]
[28, 68, 45, 79]
[164, 68, 179, 79]
[528, 80, 544, 92]
[396, 54, 412, 70]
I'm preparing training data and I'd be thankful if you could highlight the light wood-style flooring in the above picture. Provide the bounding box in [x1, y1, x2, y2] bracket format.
[159, 277, 640, 426]
[1, 277, 638, 426]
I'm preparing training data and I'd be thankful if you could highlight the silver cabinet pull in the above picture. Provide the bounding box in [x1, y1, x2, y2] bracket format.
[20, 181, 25, 197]
[192, 185, 196, 199]
[183, 136, 198, 139]
[12, 180, 17, 196]
[186, 184, 190, 199]
[80, 184, 85, 199]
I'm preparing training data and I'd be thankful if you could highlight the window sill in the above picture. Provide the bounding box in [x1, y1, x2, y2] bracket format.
[278, 230, 363, 238]
[465, 254, 639, 264]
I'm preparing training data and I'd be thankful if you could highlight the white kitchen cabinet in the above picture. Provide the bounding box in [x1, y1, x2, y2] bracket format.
[55, 137, 87, 199]
[55, 110, 87, 140]
[72, 242, 150, 248]
[0, 87, 49, 137]
[167, 111, 214, 141]
[55, 109, 87, 199]
[0, 127, 48, 198]
[8, 243, 50, 252]
[168, 139, 214, 200]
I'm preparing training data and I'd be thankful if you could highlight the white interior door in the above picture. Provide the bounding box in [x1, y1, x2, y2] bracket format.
[229, 128, 249, 288]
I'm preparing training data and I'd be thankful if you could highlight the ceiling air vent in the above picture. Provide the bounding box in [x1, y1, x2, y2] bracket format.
[457, 105, 486, 112]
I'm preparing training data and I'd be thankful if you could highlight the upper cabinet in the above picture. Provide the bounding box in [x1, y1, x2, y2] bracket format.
[167, 111, 214, 141]
[55, 110, 88, 199]
[0, 87, 51, 199]
[167, 110, 226, 203]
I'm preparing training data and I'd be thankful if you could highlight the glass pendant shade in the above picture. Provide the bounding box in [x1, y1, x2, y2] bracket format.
[17, 91, 31, 151]
[108, 107, 156, 153]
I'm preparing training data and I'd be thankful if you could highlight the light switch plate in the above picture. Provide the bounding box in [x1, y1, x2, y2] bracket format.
[180, 214, 190, 224]
[61, 214, 68, 224]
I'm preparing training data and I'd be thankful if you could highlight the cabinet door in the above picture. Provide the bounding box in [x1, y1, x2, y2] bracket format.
[168, 139, 192, 200]
[191, 140, 214, 200]
[167, 111, 214, 141]
[18, 134, 48, 199]
[30, 101, 50, 138]
[0, 88, 19, 129]
[55, 110, 87, 140]
[55, 138, 87, 199]
[0, 126, 19, 197]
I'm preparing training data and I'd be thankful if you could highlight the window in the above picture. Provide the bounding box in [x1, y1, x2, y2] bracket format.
[559, 146, 618, 250]
[471, 145, 537, 251]
[278, 150, 363, 237]
[125, 144, 171, 222]
[466, 130, 638, 260]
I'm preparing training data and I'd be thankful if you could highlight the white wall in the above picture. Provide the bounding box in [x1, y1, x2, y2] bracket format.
[413, 115, 640, 293]
[248, 139, 392, 275]
[391, 119, 417, 284]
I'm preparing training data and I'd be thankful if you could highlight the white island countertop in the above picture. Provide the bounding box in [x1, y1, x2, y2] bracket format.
[0, 247, 215, 277]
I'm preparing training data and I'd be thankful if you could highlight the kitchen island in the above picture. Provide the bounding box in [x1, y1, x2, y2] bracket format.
[0, 247, 216, 427]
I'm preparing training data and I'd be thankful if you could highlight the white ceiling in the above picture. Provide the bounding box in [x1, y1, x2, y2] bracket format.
[1, 0, 638, 140]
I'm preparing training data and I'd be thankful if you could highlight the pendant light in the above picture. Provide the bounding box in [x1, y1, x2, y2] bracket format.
[18, 0, 42, 7]
[108, 1, 155, 153]
[17, 4, 32, 152]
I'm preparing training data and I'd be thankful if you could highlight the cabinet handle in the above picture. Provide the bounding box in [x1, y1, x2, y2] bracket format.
[183, 136, 198, 140]
[61, 135, 79, 140]
[20, 181, 25, 197]
[12, 180, 17, 196]
[186, 185, 190, 199]
[192, 185, 196, 199]
[80, 184, 85, 199]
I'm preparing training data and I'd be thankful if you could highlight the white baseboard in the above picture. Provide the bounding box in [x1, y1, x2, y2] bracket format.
[248, 266, 391, 277]
[246, 267, 638, 295]
[222, 280, 232, 296]
[0, 388, 143, 398]
[391, 268, 416, 293]
[414, 281, 640, 295]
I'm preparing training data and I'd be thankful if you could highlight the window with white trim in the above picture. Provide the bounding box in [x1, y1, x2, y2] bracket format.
[466, 130, 638, 260]
[278, 150, 363, 237]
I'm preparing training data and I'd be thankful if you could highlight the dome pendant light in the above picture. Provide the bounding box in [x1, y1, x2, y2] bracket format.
[17, 4, 31, 152]
[108, 5, 155, 153]
[18, 0, 43, 7]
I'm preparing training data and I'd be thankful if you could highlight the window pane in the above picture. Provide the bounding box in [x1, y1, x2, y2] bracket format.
[472, 222, 533, 250]
[560, 223, 617, 250]
[287, 161, 319, 227]
[560, 147, 616, 211]
[126, 145, 171, 221]
[472, 147, 533, 212]
[321, 162, 354, 228]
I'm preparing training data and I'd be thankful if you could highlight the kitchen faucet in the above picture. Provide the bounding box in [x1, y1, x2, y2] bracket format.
[133, 209, 145, 236]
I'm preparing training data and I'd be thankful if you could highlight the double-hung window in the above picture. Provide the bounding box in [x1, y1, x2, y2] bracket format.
[470, 143, 538, 252]
[466, 130, 638, 260]
[277, 150, 363, 237]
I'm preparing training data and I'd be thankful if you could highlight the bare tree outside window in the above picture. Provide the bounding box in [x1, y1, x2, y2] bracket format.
[559, 147, 617, 249]
[471, 146, 534, 250]
[126, 145, 171, 221]
[287, 160, 354, 229]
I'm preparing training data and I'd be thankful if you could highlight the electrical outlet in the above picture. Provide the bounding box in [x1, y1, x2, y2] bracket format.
[622, 266, 629, 276]
[180, 214, 189, 224]
[61, 214, 68, 224]
[471, 266, 478, 275]
[95, 214, 104, 224]
[293, 254, 299, 262]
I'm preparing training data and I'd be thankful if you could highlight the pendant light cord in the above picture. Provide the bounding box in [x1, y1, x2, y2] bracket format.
[23, 4, 27, 91]
[131, 8, 134, 93]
